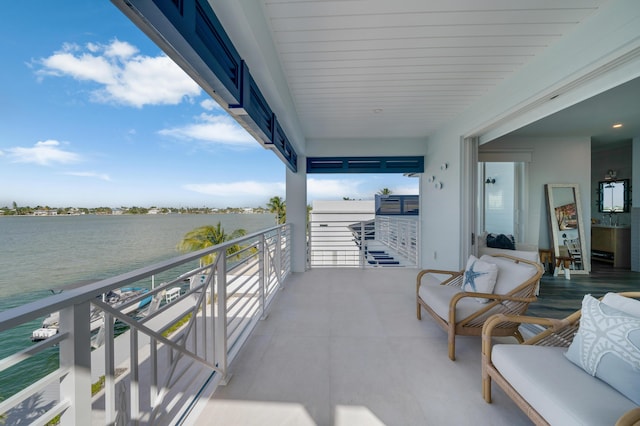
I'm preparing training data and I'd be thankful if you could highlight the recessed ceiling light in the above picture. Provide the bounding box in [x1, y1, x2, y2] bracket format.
[612, 123, 623, 128]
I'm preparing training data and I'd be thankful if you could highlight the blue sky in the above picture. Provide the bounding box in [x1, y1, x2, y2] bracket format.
[0, 2, 417, 208]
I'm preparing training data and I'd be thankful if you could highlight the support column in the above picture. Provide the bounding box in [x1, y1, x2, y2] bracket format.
[286, 156, 307, 272]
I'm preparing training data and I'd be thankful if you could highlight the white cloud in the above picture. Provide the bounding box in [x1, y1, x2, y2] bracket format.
[103, 39, 138, 59]
[159, 114, 256, 148]
[184, 181, 285, 198]
[307, 178, 367, 200]
[392, 183, 419, 194]
[63, 171, 111, 181]
[200, 98, 222, 111]
[38, 40, 201, 107]
[6, 140, 82, 165]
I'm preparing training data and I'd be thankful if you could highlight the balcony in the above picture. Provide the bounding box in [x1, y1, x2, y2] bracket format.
[0, 224, 528, 425]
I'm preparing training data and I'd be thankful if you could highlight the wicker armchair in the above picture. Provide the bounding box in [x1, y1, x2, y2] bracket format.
[482, 291, 640, 426]
[416, 254, 543, 360]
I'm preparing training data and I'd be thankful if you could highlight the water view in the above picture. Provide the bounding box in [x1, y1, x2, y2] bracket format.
[0, 213, 275, 398]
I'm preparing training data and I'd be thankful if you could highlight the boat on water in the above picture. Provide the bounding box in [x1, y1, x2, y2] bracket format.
[31, 286, 152, 341]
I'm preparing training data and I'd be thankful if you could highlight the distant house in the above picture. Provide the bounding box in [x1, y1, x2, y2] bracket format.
[33, 210, 57, 216]
[111, 208, 124, 215]
[309, 200, 375, 267]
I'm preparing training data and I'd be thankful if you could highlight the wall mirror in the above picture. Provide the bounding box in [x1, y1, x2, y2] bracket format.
[598, 179, 630, 213]
[545, 184, 590, 274]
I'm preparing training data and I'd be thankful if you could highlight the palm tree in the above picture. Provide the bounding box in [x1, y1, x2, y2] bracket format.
[267, 196, 286, 224]
[378, 187, 393, 195]
[177, 222, 247, 266]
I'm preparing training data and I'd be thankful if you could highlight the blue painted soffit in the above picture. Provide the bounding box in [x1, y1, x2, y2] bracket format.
[307, 156, 424, 174]
[131, 0, 298, 171]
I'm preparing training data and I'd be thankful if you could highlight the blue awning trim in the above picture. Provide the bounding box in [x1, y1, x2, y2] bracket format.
[307, 156, 424, 174]
[229, 62, 275, 145]
[148, 0, 297, 172]
[273, 120, 298, 172]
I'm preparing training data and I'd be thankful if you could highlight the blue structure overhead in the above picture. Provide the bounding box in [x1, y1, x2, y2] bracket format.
[229, 62, 275, 145]
[143, 0, 297, 171]
[306, 156, 424, 174]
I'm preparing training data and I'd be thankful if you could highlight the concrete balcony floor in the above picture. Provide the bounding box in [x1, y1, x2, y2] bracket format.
[189, 268, 530, 425]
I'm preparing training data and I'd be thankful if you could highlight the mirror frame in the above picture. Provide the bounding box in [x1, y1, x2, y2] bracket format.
[545, 183, 590, 274]
[598, 178, 630, 213]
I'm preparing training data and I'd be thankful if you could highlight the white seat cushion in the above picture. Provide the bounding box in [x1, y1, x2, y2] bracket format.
[418, 283, 501, 321]
[492, 344, 638, 426]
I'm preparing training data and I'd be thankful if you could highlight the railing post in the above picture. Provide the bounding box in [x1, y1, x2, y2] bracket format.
[58, 301, 92, 425]
[306, 221, 312, 269]
[260, 234, 267, 319]
[215, 255, 230, 385]
[104, 312, 116, 424]
[275, 227, 282, 288]
[359, 220, 366, 268]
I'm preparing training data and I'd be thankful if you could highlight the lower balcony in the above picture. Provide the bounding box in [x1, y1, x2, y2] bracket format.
[187, 267, 529, 425]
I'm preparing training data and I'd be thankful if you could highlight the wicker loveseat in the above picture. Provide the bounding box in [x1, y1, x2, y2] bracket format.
[482, 291, 640, 426]
[416, 253, 543, 360]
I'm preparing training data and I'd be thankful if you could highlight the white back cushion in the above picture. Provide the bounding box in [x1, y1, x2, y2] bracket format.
[480, 255, 538, 295]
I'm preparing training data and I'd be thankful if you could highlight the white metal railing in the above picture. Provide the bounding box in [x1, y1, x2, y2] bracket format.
[0, 224, 290, 425]
[376, 216, 419, 266]
[307, 220, 371, 267]
[307, 217, 418, 268]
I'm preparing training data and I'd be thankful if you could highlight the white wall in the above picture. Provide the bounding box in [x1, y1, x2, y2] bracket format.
[419, 132, 463, 270]
[483, 163, 515, 236]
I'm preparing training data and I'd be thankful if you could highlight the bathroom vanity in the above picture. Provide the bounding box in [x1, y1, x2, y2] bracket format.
[591, 225, 631, 268]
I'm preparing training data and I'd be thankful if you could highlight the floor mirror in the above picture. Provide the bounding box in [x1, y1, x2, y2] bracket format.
[545, 183, 590, 274]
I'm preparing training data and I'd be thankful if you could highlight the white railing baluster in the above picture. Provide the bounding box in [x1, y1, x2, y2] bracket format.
[275, 227, 282, 287]
[130, 328, 139, 423]
[104, 312, 116, 424]
[150, 337, 158, 407]
[58, 302, 92, 425]
[215, 255, 229, 385]
[259, 234, 267, 320]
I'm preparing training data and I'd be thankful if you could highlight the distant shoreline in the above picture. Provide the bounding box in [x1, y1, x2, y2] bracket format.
[0, 212, 272, 216]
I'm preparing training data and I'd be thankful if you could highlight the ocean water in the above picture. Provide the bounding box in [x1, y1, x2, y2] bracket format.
[0, 213, 275, 398]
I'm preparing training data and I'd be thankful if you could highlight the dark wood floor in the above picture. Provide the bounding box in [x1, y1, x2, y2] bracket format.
[527, 260, 640, 319]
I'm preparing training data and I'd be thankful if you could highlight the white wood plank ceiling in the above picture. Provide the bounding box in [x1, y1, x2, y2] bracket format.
[260, 0, 609, 139]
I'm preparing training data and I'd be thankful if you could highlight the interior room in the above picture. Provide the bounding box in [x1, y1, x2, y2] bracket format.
[478, 76, 640, 275]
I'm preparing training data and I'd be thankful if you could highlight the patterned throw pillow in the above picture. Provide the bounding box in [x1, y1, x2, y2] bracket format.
[462, 255, 498, 303]
[565, 294, 640, 404]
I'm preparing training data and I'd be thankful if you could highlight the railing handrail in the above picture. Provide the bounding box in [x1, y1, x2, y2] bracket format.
[0, 224, 286, 332]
